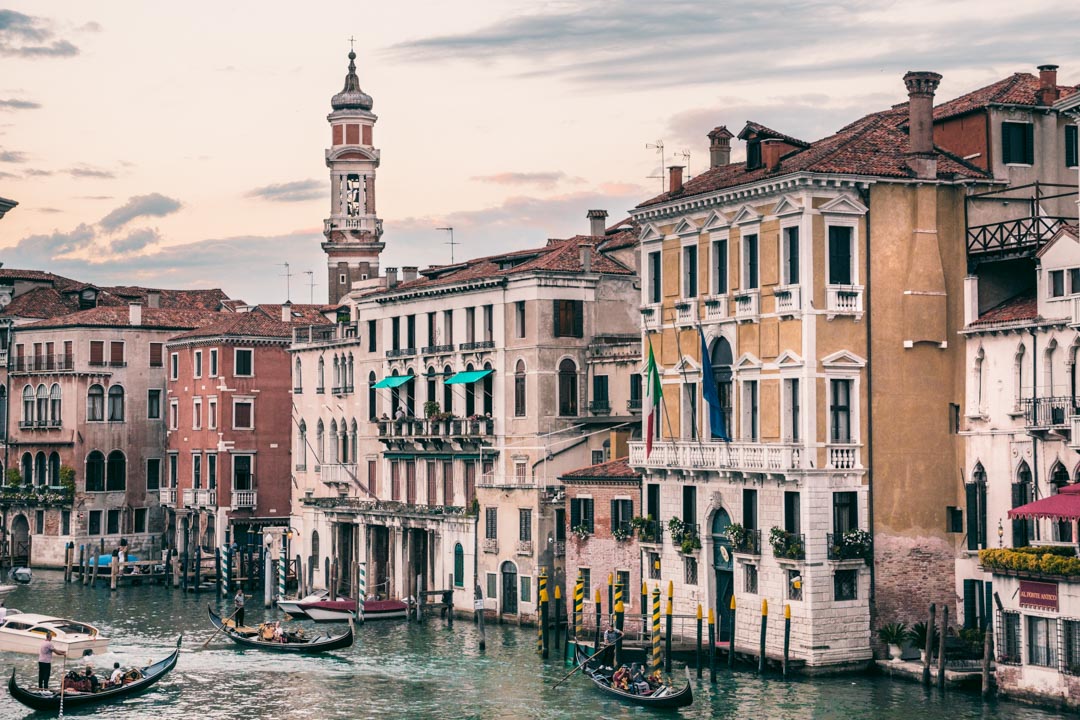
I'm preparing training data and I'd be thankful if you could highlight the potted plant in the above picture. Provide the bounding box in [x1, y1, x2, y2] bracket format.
[769, 527, 805, 560]
[680, 535, 701, 555]
[613, 526, 631, 542]
[878, 622, 911, 662]
[4, 468, 21, 488]
[572, 524, 592, 541]
[726, 523, 751, 553]
[424, 400, 441, 418]
[910, 621, 938, 663]
[668, 517, 686, 547]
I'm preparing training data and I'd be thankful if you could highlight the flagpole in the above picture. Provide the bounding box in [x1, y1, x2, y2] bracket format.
[645, 308, 677, 443]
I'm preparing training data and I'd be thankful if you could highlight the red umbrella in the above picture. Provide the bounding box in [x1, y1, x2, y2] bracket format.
[1008, 484, 1080, 521]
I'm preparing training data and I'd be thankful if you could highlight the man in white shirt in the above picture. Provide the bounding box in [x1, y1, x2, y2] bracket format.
[110, 662, 124, 685]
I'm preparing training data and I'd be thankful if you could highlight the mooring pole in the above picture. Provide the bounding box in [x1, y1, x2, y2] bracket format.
[651, 585, 662, 674]
[541, 588, 550, 659]
[594, 589, 602, 651]
[109, 555, 118, 591]
[729, 595, 737, 669]
[708, 607, 716, 683]
[783, 604, 791, 678]
[664, 581, 673, 674]
[696, 604, 703, 678]
[614, 599, 625, 666]
[217, 547, 224, 598]
[937, 604, 949, 690]
[475, 584, 486, 651]
[981, 623, 993, 699]
[922, 603, 936, 686]
[554, 584, 562, 650]
[759, 599, 768, 674]
[607, 573, 613, 618]
[574, 574, 583, 639]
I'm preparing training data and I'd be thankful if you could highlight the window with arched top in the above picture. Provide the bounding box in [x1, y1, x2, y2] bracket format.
[34, 451, 46, 486]
[443, 365, 454, 415]
[35, 384, 47, 425]
[329, 420, 339, 464]
[20, 452, 31, 486]
[1014, 343, 1027, 410]
[22, 385, 34, 423]
[711, 337, 734, 437]
[295, 357, 303, 392]
[368, 371, 377, 421]
[107, 385, 125, 422]
[347, 353, 354, 389]
[1051, 461, 1073, 542]
[1012, 461, 1034, 548]
[453, 543, 464, 587]
[297, 419, 308, 470]
[972, 347, 985, 416]
[558, 359, 578, 416]
[965, 463, 988, 550]
[311, 530, 320, 571]
[332, 355, 340, 389]
[317, 356, 325, 392]
[464, 364, 476, 417]
[48, 452, 60, 486]
[350, 419, 358, 462]
[339, 417, 348, 464]
[316, 419, 325, 464]
[514, 360, 526, 417]
[85, 450, 105, 492]
[49, 383, 61, 425]
[482, 362, 493, 416]
[87, 384, 104, 422]
[426, 367, 437, 410]
[106, 450, 126, 491]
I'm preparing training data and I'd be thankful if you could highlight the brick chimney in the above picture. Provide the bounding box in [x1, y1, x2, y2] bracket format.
[1037, 64, 1060, 105]
[281, 300, 292, 323]
[146, 291, 160, 308]
[402, 266, 418, 282]
[903, 70, 943, 179]
[708, 126, 733, 168]
[129, 302, 142, 326]
[587, 209, 608, 237]
[760, 139, 786, 171]
[668, 165, 684, 194]
[385, 267, 398, 287]
[579, 242, 594, 272]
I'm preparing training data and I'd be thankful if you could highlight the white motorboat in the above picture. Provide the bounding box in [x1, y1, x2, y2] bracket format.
[0, 614, 110, 656]
[277, 589, 330, 618]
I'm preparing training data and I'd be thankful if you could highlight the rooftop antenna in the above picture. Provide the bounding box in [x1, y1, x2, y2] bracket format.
[304, 271, 316, 304]
[437, 227, 458, 264]
[279, 262, 292, 302]
[677, 150, 691, 180]
[645, 140, 665, 193]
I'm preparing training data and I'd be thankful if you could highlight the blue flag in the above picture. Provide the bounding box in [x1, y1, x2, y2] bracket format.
[699, 325, 729, 441]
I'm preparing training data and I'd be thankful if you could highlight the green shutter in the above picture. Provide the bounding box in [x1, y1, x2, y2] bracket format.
[1023, 123, 1034, 165]
[963, 579, 978, 629]
[553, 300, 562, 337]
[983, 582, 993, 630]
[1002, 122, 1013, 162]
[570, 498, 581, 529]
[965, 483, 979, 551]
[573, 300, 584, 338]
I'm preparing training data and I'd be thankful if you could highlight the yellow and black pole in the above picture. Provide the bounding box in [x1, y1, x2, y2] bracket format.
[651, 585, 662, 674]
[696, 604, 703, 678]
[783, 604, 791, 678]
[607, 572, 614, 617]
[574, 574, 583, 639]
[728, 595, 737, 669]
[553, 584, 562, 651]
[594, 588, 602, 650]
[759, 599, 768, 674]
[664, 580, 674, 673]
[540, 587, 550, 659]
[614, 598, 625, 666]
[707, 607, 716, 682]
[640, 581, 648, 642]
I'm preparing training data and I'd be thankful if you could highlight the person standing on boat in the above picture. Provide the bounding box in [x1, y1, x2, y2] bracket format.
[234, 589, 247, 626]
[38, 630, 65, 690]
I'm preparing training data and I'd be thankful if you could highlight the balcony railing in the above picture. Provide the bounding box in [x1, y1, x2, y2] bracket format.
[324, 214, 381, 235]
[774, 286, 801, 316]
[638, 520, 663, 544]
[553, 540, 566, 557]
[182, 488, 194, 506]
[292, 322, 357, 346]
[11, 354, 75, 373]
[182, 488, 217, 507]
[732, 528, 761, 555]
[628, 440, 806, 473]
[421, 344, 456, 355]
[826, 285, 864, 319]
[332, 384, 355, 395]
[460, 340, 495, 351]
[827, 531, 872, 561]
[675, 300, 698, 326]
[826, 443, 862, 469]
[967, 214, 1077, 257]
[703, 295, 727, 322]
[319, 463, 358, 485]
[233, 490, 256, 508]
[516, 540, 533, 556]
[588, 399, 611, 415]
[386, 347, 416, 358]
[160, 488, 177, 506]
[734, 290, 759, 320]
[1023, 396, 1077, 429]
[771, 531, 805, 560]
[627, 398, 642, 413]
[482, 538, 498, 554]
[377, 417, 494, 442]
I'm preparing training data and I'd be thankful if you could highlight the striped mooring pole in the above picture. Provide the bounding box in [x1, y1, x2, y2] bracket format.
[221, 545, 230, 598]
[651, 585, 662, 674]
[357, 561, 367, 622]
[573, 574, 583, 639]
[278, 534, 287, 601]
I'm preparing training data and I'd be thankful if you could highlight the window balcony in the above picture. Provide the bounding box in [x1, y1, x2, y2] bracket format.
[627, 398, 642, 414]
[233, 490, 257, 508]
[771, 530, 805, 560]
[292, 322, 358, 346]
[1071, 297, 1080, 329]
[826, 443, 862, 470]
[293, 386, 304, 394]
[826, 285, 864, 319]
[773, 285, 801, 317]
[11, 354, 75, 374]
[827, 531, 872, 561]
[377, 417, 494, 444]
[638, 520, 663, 545]
[628, 439, 807, 473]
[332, 384, 355, 395]
[674, 299, 698, 326]
[1023, 396, 1077, 430]
[516, 540, 533, 556]
[196, 489, 216, 507]
[703, 295, 727, 322]
[421, 344, 455, 355]
[460, 340, 495, 351]
[319, 463, 358, 485]
[734, 290, 759, 321]
[639, 302, 661, 319]
[731, 528, 761, 555]
[482, 538, 498, 554]
[588, 399, 611, 415]
[181, 488, 194, 506]
[386, 348, 416, 359]
[159, 488, 177, 506]
[553, 540, 566, 557]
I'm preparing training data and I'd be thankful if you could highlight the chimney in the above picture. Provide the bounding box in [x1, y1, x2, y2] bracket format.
[402, 266, 418, 283]
[578, 242, 594, 272]
[903, 70, 943, 179]
[281, 300, 292, 323]
[668, 165, 684, 194]
[146, 291, 160, 308]
[385, 267, 398, 287]
[760, 139, 785, 172]
[129, 302, 142, 326]
[708, 126, 733, 168]
[1037, 64, 1060, 105]
[587, 209, 608, 237]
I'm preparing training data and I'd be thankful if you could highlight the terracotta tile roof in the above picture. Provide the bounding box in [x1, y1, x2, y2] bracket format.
[638, 104, 991, 208]
[934, 73, 1079, 121]
[2, 287, 77, 320]
[20, 306, 225, 331]
[98, 287, 230, 311]
[737, 121, 811, 148]
[0, 269, 71, 283]
[253, 304, 332, 323]
[170, 304, 332, 341]
[968, 291, 1039, 328]
[561, 457, 640, 482]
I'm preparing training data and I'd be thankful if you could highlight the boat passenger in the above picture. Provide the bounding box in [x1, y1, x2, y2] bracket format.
[110, 662, 124, 685]
[83, 665, 100, 693]
[273, 623, 285, 643]
[611, 665, 629, 688]
[631, 666, 651, 695]
[260, 623, 275, 641]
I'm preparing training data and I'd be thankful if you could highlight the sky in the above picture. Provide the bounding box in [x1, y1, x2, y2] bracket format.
[0, 0, 1077, 304]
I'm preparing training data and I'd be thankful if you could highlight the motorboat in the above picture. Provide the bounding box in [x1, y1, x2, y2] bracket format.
[0, 585, 17, 602]
[8, 567, 31, 585]
[0, 613, 110, 656]
[277, 589, 330, 618]
[297, 597, 408, 622]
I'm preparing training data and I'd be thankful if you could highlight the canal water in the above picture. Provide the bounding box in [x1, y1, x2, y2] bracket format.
[0, 571, 1065, 719]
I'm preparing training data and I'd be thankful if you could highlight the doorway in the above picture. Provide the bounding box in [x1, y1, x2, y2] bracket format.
[711, 509, 734, 639]
[501, 561, 518, 615]
[11, 514, 30, 565]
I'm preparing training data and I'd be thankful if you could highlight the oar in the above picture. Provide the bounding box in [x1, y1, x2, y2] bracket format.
[552, 639, 618, 689]
[58, 649, 68, 718]
[200, 607, 242, 649]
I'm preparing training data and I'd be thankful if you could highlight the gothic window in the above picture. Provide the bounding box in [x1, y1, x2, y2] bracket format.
[972, 347, 985, 416]
[106, 450, 126, 491]
[22, 384, 34, 423]
[1012, 462, 1034, 547]
[295, 357, 302, 392]
[966, 463, 988, 550]
[514, 360, 526, 417]
[558, 359, 578, 416]
[317, 357, 325, 393]
[107, 386, 125, 422]
[87, 384, 105, 422]
[368, 371, 377, 421]
[49, 383, 61, 424]
[316, 420, 325, 464]
[85, 450, 105, 492]
[35, 384, 47, 424]
[329, 420, 338, 464]
[345, 174, 364, 217]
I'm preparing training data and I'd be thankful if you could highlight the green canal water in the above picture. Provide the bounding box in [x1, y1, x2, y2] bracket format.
[0, 571, 1065, 719]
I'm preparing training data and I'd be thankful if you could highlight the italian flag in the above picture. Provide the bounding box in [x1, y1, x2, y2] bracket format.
[645, 342, 663, 458]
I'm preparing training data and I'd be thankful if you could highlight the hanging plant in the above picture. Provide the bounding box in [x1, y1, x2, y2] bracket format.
[612, 526, 631, 542]
[572, 524, 592, 541]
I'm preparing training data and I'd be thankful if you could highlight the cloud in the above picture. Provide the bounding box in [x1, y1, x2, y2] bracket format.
[470, 171, 583, 189]
[246, 179, 322, 203]
[76, 21, 102, 33]
[0, 149, 27, 163]
[0, 170, 17, 179]
[76, 195, 113, 200]
[10, 223, 96, 259]
[0, 98, 40, 111]
[99, 193, 182, 231]
[33, 207, 61, 214]
[23, 168, 52, 176]
[67, 165, 115, 179]
[0, 10, 79, 58]
[110, 227, 162, 254]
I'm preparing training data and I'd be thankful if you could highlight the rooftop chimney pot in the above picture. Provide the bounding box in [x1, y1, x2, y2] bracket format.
[1037, 64, 1060, 105]
[578, 242, 594, 273]
[129, 302, 142, 326]
[402, 266, 418, 283]
[586, 209, 608, 237]
[903, 70, 942, 179]
[760, 139, 785, 172]
[146, 291, 160, 308]
[668, 165, 685, 194]
[281, 301, 292, 323]
[708, 126, 733, 168]
[385, 267, 398, 287]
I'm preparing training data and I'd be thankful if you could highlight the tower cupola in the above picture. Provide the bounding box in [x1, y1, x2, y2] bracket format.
[331, 50, 374, 111]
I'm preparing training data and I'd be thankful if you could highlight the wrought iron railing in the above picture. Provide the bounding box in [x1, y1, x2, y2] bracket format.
[1023, 396, 1078, 428]
[460, 341, 495, 351]
[386, 348, 416, 358]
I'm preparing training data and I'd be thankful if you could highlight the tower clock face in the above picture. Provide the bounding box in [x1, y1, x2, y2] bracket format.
[345, 174, 364, 217]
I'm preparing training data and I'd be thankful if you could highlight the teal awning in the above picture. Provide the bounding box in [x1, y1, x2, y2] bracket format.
[445, 369, 494, 385]
[373, 374, 415, 389]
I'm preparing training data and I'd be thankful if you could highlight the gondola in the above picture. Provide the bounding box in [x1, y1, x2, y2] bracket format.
[574, 644, 693, 709]
[8, 635, 181, 711]
[207, 606, 353, 653]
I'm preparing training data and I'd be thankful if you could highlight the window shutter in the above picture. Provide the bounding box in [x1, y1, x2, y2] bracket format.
[110, 342, 124, 364]
[1011, 483, 1027, 547]
[90, 341, 103, 364]
[1001, 122, 1013, 162]
[828, 227, 852, 285]
[553, 300, 562, 337]
[573, 300, 583, 338]
[1067, 126, 1078, 167]
[610, 499, 617, 530]
[1023, 123, 1034, 164]
[570, 498, 581, 529]
[965, 483, 979, 551]
[962, 579, 978, 630]
[977, 482, 988, 548]
[149, 343, 162, 367]
[585, 499, 594, 532]
[982, 581, 993, 631]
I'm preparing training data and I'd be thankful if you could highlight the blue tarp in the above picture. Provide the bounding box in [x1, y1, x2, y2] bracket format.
[88, 554, 139, 566]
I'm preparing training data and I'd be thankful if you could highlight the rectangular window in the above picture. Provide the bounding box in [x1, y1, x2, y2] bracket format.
[648, 251, 662, 303]
[149, 342, 163, 367]
[1002, 121, 1034, 165]
[147, 458, 161, 491]
[168, 400, 178, 430]
[88, 510, 102, 535]
[443, 310, 454, 345]
[90, 340, 104, 366]
[682, 245, 698, 298]
[1067, 125, 1079, 168]
[192, 399, 202, 429]
[35, 509, 43, 535]
[648, 552, 661, 579]
[784, 491, 801, 535]
[407, 314, 417, 349]
[207, 454, 217, 489]
[742, 489, 758, 530]
[106, 508, 120, 535]
[782, 226, 800, 285]
[684, 557, 698, 585]
[109, 341, 125, 366]
[570, 497, 595, 533]
[168, 453, 178, 487]
[743, 233, 759, 289]
[170, 352, 179, 380]
[514, 462, 527, 482]
[555, 508, 565, 542]
[682, 485, 697, 529]
[828, 226, 853, 285]
[834, 570, 858, 601]
[611, 498, 633, 535]
[147, 389, 162, 419]
[787, 569, 803, 601]
[783, 378, 800, 442]
[483, 304, 493, 342]
[553, 299, 584, 338]
[998, 611, 1021, 664]
[61, 510, 70, 535]
[833, 491, 858, 534]
[1050, 269, 1066, 298]
[192, 454, 202, 489]
[592, 374, 608, 413]
[629, 374, 642, 411]
[830, 379, 852, 443]
[520, 576, 532, 604]
[485, 507, 498, 540]
[1070, 268, 1080, 295]
[514, 370, 526, 417]
[233, 455, 253, 491]
[591, 450, 605, 465]
[519, 508, 532, 542]
[1028, 616, 1057, 667]
[515, 301, 526, 338]
[712, 239, 728, 294]
[742, 380, 759, 441]
[486, 573, 497, 600]
[744, 564, 758, 594]
[391, 317, 401, 351]
[233, 400, 253, 429]
[465, 307, 476, 344]
[1064, 619, 1080, 674]
[234, 349, 253, 377]
[194, 350, 203, 378]
[208, 398, 218, 429]
[209, 348, 218, 376]
[367, 320, 377, 352]
[134, 508, 147, 534]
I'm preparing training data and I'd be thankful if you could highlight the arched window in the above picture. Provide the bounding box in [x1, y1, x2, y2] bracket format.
[1014, 343, 1027, 409]
[1051, 461, 1072, 542]
[22, 385, 34, 423]
[106, 450, 126, 491]
[20, 452, 31, 486]
[558, 359, 578, 416]
[332, 355, 340, 389]
[107, 385, 125, 422]
[368, 371, 377, 421]
[465, 363, 476, 417]
[317, 356, 325, 392]
[350, 419, 358, 462]
[34, 451, 46, 486]
[48, 452, 60, 486]
[1012, 461, 1034, 547]
[85, 450, 105, 492]
[311, 530, 320, 573]
[390, 370, 402, 417]
[443, 365, 454, 415]
[1046, 338, 1059, 399]
[329, 420, 339, 464]
[404, 367, 416, 417]
[35, 384, 47, 425]
[49, 383, 61, 425]
[426, 367, 437, 410]
[339, 417, 348, 464]
[453, 543, 464, 587]
[87, 384, 104, 422]
[965, 463, 988, 550]
[347, 353, 355, 390]
[316, 420, 325, 464]
[482, 362, 493, 416]
[297, 420, 308, 470]
[972, 347, 985, 416]
[514, 360, 526, 417]
[711, 337, 734, 437]
[295, 357, 303, 392]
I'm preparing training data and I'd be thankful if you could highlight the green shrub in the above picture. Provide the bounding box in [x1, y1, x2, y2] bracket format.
[878, 622, 910, 645]
[979, 547, 1080, 577]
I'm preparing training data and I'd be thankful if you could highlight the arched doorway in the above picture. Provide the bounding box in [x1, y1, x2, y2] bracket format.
[500, 560, 518, 615]
[711, 509, 734, 639]
[10, 513, 30, 565]
[710, 338, 734, 437]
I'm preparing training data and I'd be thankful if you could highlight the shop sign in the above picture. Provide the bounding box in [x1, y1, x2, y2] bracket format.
[1019, 580, 1058, 612]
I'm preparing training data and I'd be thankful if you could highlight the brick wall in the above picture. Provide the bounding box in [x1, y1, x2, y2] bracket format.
[564, 480, 641, 614]
[872, 533, 956, 626]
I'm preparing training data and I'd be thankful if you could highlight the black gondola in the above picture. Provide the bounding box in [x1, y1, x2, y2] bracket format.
[8, 635, 181, 711]
[573, 644, 694, 709]
[207, 606, 353, 654]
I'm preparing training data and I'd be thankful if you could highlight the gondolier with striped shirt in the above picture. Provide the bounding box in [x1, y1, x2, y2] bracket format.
[234, 589, 247, 627]
[38, 630, 65, 690]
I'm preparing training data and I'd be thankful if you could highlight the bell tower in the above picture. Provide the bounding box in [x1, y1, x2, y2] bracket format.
[322, 48, 384, 304]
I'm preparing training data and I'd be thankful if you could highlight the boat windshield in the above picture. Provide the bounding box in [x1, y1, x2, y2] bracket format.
[41, 622, 95, 636]
[1, 621, 33, 631]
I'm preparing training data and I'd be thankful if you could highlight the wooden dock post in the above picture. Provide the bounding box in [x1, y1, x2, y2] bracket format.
[194, 545, 203, 591]
[664, 581, 673, 673]
[614, 598, 624, 666]
[444, 589, 454, 628]
[416, 574, 425, 623]
[90, 555, 99, 588]
[110, 555, 118, 591]
[171, 549, 180, 588]
[574, 575, 583, 639]
[696, 604, 703, 678]
[83, 547, 91, 586]
[937, 604, 948, 690]
[553, 584, 562, 650]
[263, 545, 273, 609]
[981, 623, 993, 699]
[474, 584, 486, 651]
[783, 605, 791, 678]
[922, 603, 936, 686]
[540, 588, 550, 659]
[607, 573, 613, 617]
[64, 542, 73, 582]
[76, 544, 84, 583]
[651, 585, 661, 674]
[216, 547, 224, 598]
[759, 599, 768, 675]
[594, 589, 602, 651]
[729, 595, 737, 669]
[538, 570, 547, 655]
[708, 607, 716, 683]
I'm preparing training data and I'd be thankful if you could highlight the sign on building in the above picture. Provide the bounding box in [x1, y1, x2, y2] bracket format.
[1019, 580, 1059, 612]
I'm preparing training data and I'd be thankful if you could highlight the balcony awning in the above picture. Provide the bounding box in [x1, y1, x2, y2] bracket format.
[1008, 484, 1080, 521]
[445, 369, 494, 385]
[372, 374, 415, 389]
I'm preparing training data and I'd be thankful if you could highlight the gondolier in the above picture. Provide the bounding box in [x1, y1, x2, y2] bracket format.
[234, 589, 247, 627]
[37, 631, 65, 690]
